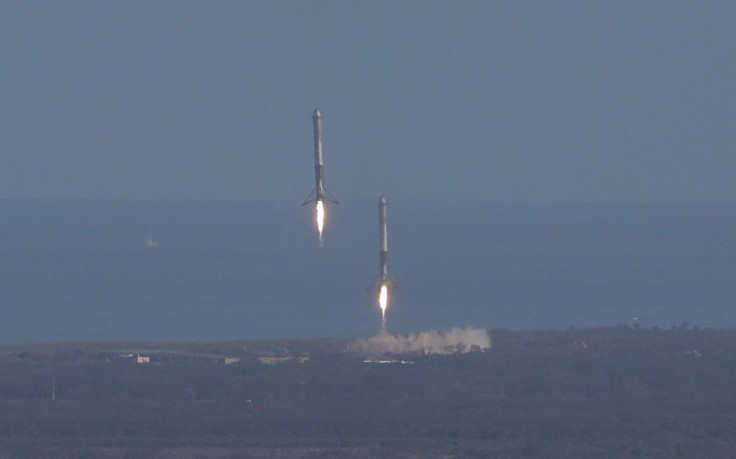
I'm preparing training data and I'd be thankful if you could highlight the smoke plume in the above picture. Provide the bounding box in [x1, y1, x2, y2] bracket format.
[351, 327, 491, 355]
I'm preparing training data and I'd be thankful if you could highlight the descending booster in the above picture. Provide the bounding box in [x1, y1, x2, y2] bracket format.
[370, 196, 396, 327]
[370, 196, 397, 289]
[303, 109, 338, 206]
[378, 196, 390, 286]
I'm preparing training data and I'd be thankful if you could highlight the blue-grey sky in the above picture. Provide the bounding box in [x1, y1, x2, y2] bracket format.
[1, 1, 734, 202]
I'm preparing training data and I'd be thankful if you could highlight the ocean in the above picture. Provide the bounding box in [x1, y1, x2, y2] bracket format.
[0, 200, 734, 344]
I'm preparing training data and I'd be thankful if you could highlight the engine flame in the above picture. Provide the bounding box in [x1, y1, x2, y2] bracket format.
[315, 199, 325, 244]
[379, 284, 388, 327]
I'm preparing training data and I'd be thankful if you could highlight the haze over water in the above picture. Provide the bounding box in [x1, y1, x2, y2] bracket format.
[0, 200, 734, 344]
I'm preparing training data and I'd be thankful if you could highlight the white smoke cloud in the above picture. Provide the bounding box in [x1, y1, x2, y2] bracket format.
[350, 327, 491, 355]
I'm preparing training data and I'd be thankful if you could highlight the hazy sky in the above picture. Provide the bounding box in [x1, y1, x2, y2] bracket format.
[1, 1, 734, 202]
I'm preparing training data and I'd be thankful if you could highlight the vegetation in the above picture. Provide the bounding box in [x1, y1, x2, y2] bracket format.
[2, 325, 736, 457]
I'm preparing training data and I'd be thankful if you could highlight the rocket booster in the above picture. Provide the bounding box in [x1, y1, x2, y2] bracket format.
[370, 196, 396, 289]
[379, 196, 389, 283]
[312, 109, 325, 199]
[303, 109, 338, 205]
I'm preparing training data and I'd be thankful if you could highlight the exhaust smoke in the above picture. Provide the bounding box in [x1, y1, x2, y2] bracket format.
[351, 327, 491, 355]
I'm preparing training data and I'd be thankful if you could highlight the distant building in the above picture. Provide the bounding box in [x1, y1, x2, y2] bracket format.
[136, 355, 150, 364]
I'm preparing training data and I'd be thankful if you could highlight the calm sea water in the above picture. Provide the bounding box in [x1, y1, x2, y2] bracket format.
[0, 200, 734, 344]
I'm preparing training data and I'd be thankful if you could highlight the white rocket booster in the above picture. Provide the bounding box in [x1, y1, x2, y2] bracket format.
[370, 196, 397, 289]
[303, 109, 338, 205]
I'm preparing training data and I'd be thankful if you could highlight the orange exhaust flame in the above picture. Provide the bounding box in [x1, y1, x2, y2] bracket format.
[379, 284, 388, 327]
[315, 199, 325, 244]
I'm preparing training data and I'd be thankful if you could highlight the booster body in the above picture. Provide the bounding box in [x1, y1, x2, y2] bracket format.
[303, 109, 338, 205]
